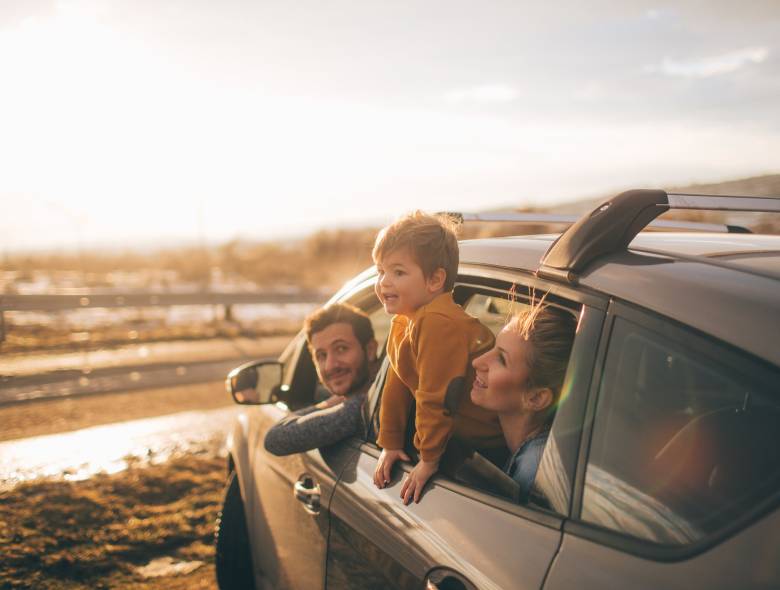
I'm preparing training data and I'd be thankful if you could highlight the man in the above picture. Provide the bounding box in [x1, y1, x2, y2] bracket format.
[264, 303, 380, 456]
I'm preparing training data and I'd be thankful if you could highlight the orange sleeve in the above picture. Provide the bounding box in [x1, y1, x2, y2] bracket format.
[413, 314, 470, 462]
[376, 364, 414, 451]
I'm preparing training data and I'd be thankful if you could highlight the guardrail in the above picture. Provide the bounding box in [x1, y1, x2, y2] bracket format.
[0, 290, 325, 342]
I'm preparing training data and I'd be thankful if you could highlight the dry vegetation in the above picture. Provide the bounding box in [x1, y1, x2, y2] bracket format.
[4, 174, 779, 294]
[3, 227, 380, 292]
[0, 455, 224, 589]
[2, 174, 777, 356]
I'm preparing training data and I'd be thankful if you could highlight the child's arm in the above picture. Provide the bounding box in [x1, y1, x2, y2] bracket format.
[373, 365, 414, 488]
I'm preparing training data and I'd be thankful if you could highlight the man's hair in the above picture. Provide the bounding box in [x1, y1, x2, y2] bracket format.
[372, 210, 460, 292]
[304, 303, 375, 348]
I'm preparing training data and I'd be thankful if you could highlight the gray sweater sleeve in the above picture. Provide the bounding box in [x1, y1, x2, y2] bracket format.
[264, 393, 366, 456]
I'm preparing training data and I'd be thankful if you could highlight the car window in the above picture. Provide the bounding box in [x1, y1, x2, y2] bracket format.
[582, 316, 780, 546]
[278, 285, 385, 409]
[368, 305, 391, 356]
[364, 282, 593, 514]
[462, 292, 529, 336]
[437, 287, 587, 513]
[448, 297, 589, 515]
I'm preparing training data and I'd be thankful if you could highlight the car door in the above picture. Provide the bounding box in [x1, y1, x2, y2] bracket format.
[544, 302, 780, 589]
[243, 330, 356, 590]
[325, 276, 606, 589]
[243, 278, 391, 590]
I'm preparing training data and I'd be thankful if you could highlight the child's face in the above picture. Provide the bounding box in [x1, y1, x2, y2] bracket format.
[375, 248, 443, 317]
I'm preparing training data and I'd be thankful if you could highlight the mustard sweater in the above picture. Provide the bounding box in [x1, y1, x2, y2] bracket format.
[377, 292, 504, 462]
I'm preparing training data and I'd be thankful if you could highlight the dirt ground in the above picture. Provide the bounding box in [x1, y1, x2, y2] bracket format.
[0, 382, 249, 589]
[0, 454, 224, 589]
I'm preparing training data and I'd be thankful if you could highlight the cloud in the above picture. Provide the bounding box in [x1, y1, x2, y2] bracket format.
[645, 47, 770, 78]
[574, 81, 609, 102]
[443, 84, 520, 104]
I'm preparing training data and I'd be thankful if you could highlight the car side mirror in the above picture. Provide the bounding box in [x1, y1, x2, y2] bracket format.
[226, 359, 283, 405]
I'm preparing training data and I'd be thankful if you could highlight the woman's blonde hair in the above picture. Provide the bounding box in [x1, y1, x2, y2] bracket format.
[508, 296, 577, 405]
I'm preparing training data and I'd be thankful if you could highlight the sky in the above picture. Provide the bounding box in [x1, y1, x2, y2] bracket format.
[2, 0, 779, 252]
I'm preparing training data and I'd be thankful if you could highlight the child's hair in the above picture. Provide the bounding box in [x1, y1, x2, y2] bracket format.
[304, 303, 375, 348]
[372, 210, 460, 291]
[509, 300, 577, 404]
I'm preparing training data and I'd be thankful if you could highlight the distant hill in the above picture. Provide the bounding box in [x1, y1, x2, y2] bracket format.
[521, 173, 780, 235]
[544, 173, 780, 214]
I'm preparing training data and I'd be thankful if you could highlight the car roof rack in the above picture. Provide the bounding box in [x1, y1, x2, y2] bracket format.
[441, 211, 747, 234]
[536, 189, 780, 284]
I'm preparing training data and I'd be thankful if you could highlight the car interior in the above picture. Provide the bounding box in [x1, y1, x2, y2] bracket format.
[586, 318, 780, 544]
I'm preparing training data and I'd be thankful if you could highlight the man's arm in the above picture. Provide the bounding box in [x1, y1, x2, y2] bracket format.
[263, 393, 366, 456]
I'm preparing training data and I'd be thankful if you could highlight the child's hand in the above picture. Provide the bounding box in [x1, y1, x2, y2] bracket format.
[373, 448, 410, 488]
[400, 459, 439, 505]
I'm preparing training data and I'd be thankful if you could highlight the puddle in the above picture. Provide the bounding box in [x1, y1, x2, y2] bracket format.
[136, 556, 205, 578]
[0, 406, 241, 491]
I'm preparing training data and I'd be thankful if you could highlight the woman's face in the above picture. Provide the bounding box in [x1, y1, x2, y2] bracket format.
[470, 325, 534, 414]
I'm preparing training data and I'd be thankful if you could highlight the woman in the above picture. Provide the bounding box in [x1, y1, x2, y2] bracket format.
[470, 303, 577, 502]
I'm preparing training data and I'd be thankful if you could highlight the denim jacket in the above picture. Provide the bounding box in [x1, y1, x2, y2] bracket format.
[504, 427, 550, 503]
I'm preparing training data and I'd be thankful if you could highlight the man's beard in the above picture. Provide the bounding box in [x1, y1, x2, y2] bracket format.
[346, 354, 371, 395]
[324, 352, 371, 396]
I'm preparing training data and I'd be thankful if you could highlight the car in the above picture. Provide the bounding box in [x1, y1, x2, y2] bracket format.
[215, 189, 780, 590]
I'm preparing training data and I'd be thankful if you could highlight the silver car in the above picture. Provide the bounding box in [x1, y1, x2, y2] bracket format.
[216, 189, 780, 590]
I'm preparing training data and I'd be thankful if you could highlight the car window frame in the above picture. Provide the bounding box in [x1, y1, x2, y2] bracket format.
[356, 267, 607, 526]
[566, 298, 780, 562]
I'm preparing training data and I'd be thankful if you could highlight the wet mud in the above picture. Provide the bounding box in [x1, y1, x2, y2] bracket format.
[0, 454, 225, 589]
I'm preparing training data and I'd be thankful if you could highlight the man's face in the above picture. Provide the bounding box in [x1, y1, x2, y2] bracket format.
[310, 322, 377, 396]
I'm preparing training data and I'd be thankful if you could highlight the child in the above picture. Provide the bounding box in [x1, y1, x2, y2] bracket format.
[372, 211, 504, 504]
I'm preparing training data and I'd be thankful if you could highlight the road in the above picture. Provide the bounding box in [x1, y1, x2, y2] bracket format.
[0, 335, 290, 488]
[0, 335, 291, 406]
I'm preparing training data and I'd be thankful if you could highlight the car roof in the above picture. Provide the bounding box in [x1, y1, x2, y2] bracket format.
[459, 232, 780, 367]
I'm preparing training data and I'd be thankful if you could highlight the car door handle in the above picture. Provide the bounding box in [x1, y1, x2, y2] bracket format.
[425, 568, 476, 590]
[293, 476, 321, 515]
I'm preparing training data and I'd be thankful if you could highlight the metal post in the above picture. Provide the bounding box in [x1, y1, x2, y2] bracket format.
[0, 309, 4, 343]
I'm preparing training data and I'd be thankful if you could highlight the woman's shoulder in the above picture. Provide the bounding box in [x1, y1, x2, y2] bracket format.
[506, 429, 550, 481]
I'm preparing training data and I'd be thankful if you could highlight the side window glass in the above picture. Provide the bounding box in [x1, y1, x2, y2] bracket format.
[582, 317, 780, 546]
[368, 306, 392, 357]
[281, 333, 319, 410]
[463, 292, 529, 336]
[530, 305, 602, 516]
[280, 332, 305, 388]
